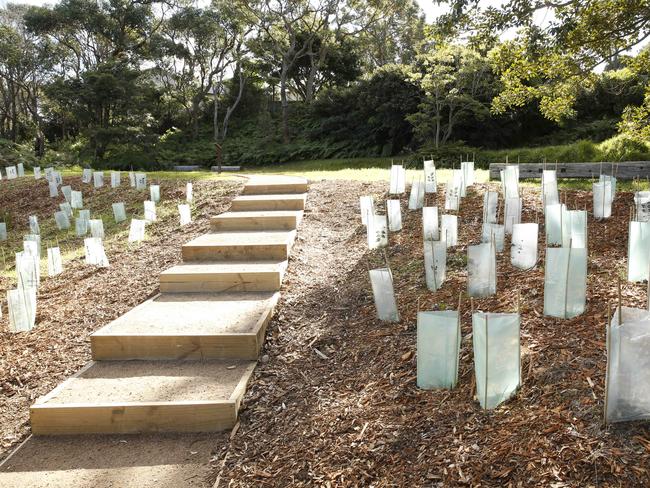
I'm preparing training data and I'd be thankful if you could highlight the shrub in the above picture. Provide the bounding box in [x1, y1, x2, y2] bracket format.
[597, 134, 650, 161]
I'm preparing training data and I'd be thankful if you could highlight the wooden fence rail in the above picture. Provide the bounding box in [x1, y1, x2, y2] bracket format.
[488, 162, 650, 180]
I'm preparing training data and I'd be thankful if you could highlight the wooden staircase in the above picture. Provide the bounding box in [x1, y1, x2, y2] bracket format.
[29, 175, 308, 435]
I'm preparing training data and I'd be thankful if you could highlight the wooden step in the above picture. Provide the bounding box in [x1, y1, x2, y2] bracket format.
[210, 210, 303, 231]
[231, 194, 306, 211]
[30, 360, 256, 435]
[91, 292, 279, 360]
[160, 260, 287, 293]
[182, 230, 296, 261]
[242, 176, 308, 195]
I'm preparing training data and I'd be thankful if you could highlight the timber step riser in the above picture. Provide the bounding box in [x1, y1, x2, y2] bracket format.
[242, 184, 309, 195]
[31, 403, 238, 435]
[230, 197, 306, 212]
[182, 244, 291, 262]
[159, 278, 282, 293]
[210, 216, 299, 232]
[91, 334, 265, 361]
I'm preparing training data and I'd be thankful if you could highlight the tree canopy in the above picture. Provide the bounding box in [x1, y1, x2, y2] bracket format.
[0, 0, 647, 167]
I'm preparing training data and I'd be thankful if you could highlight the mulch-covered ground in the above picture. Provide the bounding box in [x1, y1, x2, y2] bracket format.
[0, 175, 243, 460]
[213, 179, 650, 487]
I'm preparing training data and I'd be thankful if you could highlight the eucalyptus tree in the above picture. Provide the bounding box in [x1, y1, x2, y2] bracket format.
[407, 44, 494, 148]
[24, 0, 171, 161]
[153, 1, 251, 147]
[0, 4, 58, 154]
[436, 1, 650, 124]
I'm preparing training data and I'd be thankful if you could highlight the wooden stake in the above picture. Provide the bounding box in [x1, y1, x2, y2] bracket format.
[604, 301, 612, 425]
[484, 314, 489, 409]
[564, 240, 572, 319]
[617, 276, 622, 325]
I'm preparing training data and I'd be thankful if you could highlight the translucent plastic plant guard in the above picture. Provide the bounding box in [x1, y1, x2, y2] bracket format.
[59, 202, 72, 218]
[543, 247, 587, 318]
[61, 185, 72, 203]
[423, 160, 436, 193]
[111, 171, 121, 188]
[635, 191, 650, 222]
[387, 200, 402, 232]
[462, 161, 474, 187]
[481, 223, 504, 252]
[29, 216, 40, 235]
[367, 214, 388, 250]
[389, 165, 405, 194]
[504, 197, 522, 235]
[53, 171, 62, 186]
[501, 165, 519, 199]
[593, 181, 612, 219]
[359, 196, 374, 226]
[627, 221, 650, 282]
[600, 174, 617, 200]
[440, 215, 458, 247]
[17, 248, 39, 289]
[84, 237, 109, 267]
[48, 182, 58, 198]
[47, 247, 63, 276]
[408, 179, 425, 210]
[150, 185, 161, 203]
[605, 306, 650, 423]
[453, 168, 466, 198]
[44, 167, 53, 181]
[7, 287, 37, 332]
[545, 203, 566, 245]
[0, 223, 7, 241]
[483, 191, 498, 224]
[144, 200, 157, 222]
[129, 171, 136, 187]
[93, 171, 104, 188]
[75, 218, 88, 237]
[136, 173, 147, 190]
[82, 168, 92, 183]
[90, 219, 105, 239]
[71, 190, 83, 209]
[6, 166, 17, 179]
[424, 239, 446, 292]
[23, 235, 41, 259]
[129, 219, 146, 242]
[112, 202, 127, 223]
[472, 312, 520, 409]
[34, 167, 41, 180]
[369, 268, 399, 322]
[445, 177, 461, 211]
[511, 223, 538, 270]
[179, 204, 191, 226]
[186, 182, 193, 203]
[54, 211, 70, 230]
[422, 206, 438, 240]
[468, 242, 496, 297]
[417, 310, 460, 389]
[17, 163, 24, 177]
[542, 170, 559, 206]
[561, 209, 587, 248]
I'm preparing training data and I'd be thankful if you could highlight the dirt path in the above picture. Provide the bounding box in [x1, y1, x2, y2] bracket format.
[213, 179, 650, 487]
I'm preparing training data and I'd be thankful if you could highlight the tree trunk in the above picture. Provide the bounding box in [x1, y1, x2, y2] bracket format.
[191, 96, 201, 140]
[280, 60, 290, 144]
[213, 84, 221, 173]
[435, 114, 440, 149]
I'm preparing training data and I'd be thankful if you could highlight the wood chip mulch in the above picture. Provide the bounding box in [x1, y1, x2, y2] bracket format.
[212, 179, 650, 487]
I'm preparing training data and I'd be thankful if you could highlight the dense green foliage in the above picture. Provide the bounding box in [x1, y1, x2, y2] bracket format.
[0, 0, 648, 168]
